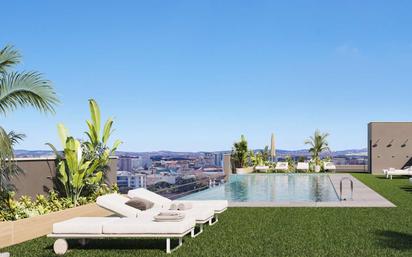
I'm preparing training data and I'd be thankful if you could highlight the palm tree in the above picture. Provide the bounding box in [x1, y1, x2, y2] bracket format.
[0, 45, 59, 191]
[304, 130, 330, 165]
[0, 131, 25, 192]
[259, 146, 270, 162]
[231, 135, 249, 169]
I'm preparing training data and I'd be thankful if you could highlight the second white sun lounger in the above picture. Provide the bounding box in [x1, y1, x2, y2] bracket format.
[324, 162, 336, 172]
[127, 188, 228, 225]
[384, 167, 412, 179]
[296, 162, 309, 172]
[255, 165, 270, 173]
[48, 215, 196, 254]
[275, 162, 289, 172]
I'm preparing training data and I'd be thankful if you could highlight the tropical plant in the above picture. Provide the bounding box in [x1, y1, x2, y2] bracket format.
[324, 156, 332, 162]
[82, 99, 122, 173]
[285, 155, 295, 172]
[298, 156, 306, 163]
[249, 150, 257, 166]
[0, 45, 58, 196]
[256, 153, 264, 166]
[231, 135, 249, 169]
[0, 131, 25, 192]
[259, 146, 270, 163]
[47, 124, 103, 206]
[304, 130, 330, 166]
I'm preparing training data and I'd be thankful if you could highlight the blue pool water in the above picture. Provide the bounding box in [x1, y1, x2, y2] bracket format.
[181, 174, 339, 202]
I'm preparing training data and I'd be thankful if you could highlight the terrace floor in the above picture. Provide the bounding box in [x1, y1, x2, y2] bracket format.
[2, 173, 412, 257]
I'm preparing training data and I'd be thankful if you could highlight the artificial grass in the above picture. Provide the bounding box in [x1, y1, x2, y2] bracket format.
[2, 174, 412, 257]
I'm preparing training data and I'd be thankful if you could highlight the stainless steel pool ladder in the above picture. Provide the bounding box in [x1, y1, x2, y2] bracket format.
[339, 177, 354, 201]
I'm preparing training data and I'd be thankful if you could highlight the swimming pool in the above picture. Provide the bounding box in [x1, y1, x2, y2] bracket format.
[180, 174, 339, 202]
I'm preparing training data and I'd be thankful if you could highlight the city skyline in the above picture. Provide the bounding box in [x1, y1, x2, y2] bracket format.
[2, 1, 412, 152]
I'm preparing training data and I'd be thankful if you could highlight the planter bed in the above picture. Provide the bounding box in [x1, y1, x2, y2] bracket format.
[0, 203, 112, 248]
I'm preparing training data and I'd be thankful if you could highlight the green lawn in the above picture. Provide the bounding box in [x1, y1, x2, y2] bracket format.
[3, 174, 412, 257]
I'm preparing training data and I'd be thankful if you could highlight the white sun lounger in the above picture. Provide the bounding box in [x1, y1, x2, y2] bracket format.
[127, 188, 228, 225]
[275, 162, 289, 172]
[48, 215, 196, 254]
[255, 165, 270, 173]
[296, 162, 309, 172]
[96, 193, 214, 236]
[384, 167, 412, 179]
[324, 162, 336, 172]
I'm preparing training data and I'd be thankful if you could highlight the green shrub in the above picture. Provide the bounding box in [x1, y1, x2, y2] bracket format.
[0, 183, 118, 222]
[231, 135, 249, 169]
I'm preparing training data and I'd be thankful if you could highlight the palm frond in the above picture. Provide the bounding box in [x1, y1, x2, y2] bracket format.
[0, 128, 25, 192]
[0, 45, 21, 73]
[0, 127, 13, 162]
[0, 71, 59, 115]
[7, 131, 25, 145]
[305, 130, 330, 161]
[0, 128, 25, 161]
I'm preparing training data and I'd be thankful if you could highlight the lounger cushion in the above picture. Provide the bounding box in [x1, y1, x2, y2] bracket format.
[126, 197, 154, 211]
[102, 217, 195, 235]
[275, 163, 288, 169]
[128, 188, 172, 208]
[179, 208, 214, 222]
[53, 217, 120, 234]
[96, 193, 140, 218]
[128, 188, 227, 214]
[297, 163, 309, 170]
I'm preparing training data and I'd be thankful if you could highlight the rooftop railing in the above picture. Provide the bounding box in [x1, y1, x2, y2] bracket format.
[149, 175, 226, 200]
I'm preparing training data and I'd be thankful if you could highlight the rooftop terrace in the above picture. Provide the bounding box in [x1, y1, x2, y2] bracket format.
[3, 173, 412, 257]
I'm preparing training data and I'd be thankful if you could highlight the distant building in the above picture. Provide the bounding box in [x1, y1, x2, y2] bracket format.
[214, 153, 224, 167]
[118, 156, 151, 171]
[146, 174, 177, 186]
[118, 157, 132, 171]
[116, 170, 147, 193]
[223, 153, 232, 176]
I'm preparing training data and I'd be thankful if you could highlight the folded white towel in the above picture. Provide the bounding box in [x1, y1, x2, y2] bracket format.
[177, 202, 193, 211]
[169, 203, 178, 210]
[158, 211, 181, 216]
[154, 212, 185, 222]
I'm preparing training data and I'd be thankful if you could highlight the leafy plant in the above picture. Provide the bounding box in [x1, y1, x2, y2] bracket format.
[47, 124, 103, 206]
[298, 156, 306, 163]
[231, 135, 249, 169]
[259, 146, 270, 163]
[285, 155, 295, 172]
[304, 130, 330, 166]
[82, 99, 122, 174]
[0, 131, 25, 192]
[46, 100, 121, 206]
[0, 186, 118, 221]
[249, 150, 257, 166]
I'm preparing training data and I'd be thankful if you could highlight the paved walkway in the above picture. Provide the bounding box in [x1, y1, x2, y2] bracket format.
[229, 174, 395, 207]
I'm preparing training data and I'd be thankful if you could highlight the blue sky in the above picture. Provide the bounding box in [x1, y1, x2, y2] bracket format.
[1, 0, 412, 152]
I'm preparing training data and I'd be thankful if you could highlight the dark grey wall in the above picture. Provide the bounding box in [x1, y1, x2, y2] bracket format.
[368, 122, 412, 174]
[9, 157, 118, 198]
